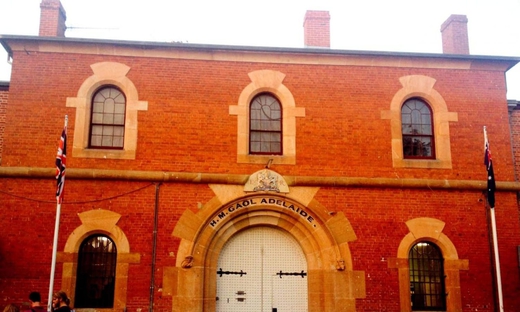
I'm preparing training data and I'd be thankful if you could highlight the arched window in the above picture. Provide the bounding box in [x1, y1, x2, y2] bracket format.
[409, 242, 446, 311]
[89, 86, 126, 149]
[249, 93, 282, 154]
[75, 234, 117, 308]
[401, 98, 435, 159]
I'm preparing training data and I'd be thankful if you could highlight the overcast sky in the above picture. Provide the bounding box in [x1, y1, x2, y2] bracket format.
[0, 0, 519, 99]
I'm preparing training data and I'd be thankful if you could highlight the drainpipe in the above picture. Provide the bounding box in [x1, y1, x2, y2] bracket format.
[149, 183, 161, 312]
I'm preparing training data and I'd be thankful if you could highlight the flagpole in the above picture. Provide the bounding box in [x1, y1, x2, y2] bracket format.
[484, 126, 504, 312]
[489, 207, 504, 312]
[47, 200, 61, 312]
[48, 116, 68, 312]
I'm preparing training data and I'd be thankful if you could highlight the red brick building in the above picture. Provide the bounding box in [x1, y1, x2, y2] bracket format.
[1, 1, 520, 311]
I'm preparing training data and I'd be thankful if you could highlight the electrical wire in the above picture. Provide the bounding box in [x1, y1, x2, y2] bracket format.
[0, 182, 155, 204]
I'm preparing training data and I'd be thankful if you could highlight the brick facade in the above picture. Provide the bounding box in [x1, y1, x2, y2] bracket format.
[1, 2, 520, 312]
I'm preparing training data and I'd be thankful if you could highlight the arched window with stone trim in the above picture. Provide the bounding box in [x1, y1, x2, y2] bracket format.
[409, 241, 446, 311]
[74, 234, 117, 308]
[229, 69, 305, 165]
[66, 62, 148, 160]
[249, 93, 282, 155]
[381, 75, 457, 169]
[390, 218, 467, 312]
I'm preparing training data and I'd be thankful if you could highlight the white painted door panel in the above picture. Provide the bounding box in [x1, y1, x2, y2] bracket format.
[216, 227, 308, 312]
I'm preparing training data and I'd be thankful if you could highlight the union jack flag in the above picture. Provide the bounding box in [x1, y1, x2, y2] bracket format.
[484, 138, 496, 208]
[56, 126, 67, 204]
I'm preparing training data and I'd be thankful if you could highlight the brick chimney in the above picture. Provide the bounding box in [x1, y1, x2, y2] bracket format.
[39, 0, 67, 37]
[303, 10, 330, 48]
[440, 14, 469, 54]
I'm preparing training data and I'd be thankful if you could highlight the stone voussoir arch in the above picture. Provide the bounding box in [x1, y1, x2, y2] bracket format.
[389, 217, 469, 312]
[381, 74, 458, 169]
[56, 209, 140, 312]
[66, 61, 148, 160]
[169, 188, 365, 312]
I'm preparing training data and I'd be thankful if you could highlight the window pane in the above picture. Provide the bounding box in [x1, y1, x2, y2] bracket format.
[250, 141, 260, 152]
[103, 114, 114, 124]
[251, 120, 260, 129]
[102, 136, 113, 147]
[411, 111, 421, 126]
[93, 102, 104, 113]
[91, 125, 102, 135]
[113, 114, 125, 125]
[270, 133, 281, 141]
[92, 113, 104, 124]
[421, 125, 432, 135]
[271, 109, 281, 120]
[98, 88, 111, 98]
[251, 110, 261, 121]
[272, 143, 281, 151]
[261, 142, 270, 151]
[103, 126, 114, 136]
[113, 126, 124, 136]
[403, 136, 432, 157]
[115, 103, 125, 114]
[402, 114, 411, 125]
[260, 120, 272, 130]
[103, 99, 115, 113]
[91, 135, 102, 146]
[113, 137, 124, 148]
[114, 93, 125, 104]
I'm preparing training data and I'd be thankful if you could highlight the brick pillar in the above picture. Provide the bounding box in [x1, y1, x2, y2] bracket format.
[303, 10, 330, 48]
[39, 0, 67, 37]
[440, 14, 469, 54]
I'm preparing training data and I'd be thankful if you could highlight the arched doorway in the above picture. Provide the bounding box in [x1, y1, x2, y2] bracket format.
[168, 185, 365, 312]
[216, 226, 308, 311]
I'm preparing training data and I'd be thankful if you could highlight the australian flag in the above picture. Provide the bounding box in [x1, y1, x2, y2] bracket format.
[484, 139, 496, 208]
[56, 127, 67, 204]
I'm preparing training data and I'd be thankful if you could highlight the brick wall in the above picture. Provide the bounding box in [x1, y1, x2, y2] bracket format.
[2, 51, 514, 178]
[0, 47, 519, 311]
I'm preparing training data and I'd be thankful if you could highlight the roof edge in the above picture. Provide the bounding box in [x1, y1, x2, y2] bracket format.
[1, 34, 520, 66]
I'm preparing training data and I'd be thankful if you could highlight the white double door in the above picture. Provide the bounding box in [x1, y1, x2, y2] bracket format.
[216, 226, 308, 312]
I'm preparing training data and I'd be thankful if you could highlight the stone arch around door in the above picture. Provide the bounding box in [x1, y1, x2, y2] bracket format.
[56, 209, 141, 311]
[165, 183, 366, 312]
